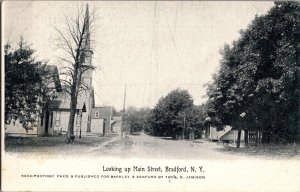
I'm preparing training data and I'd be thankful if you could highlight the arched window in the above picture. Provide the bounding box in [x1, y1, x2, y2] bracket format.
[55, 112, 61, 126]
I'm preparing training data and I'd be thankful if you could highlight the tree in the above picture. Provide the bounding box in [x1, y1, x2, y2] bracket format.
[187, 105, 207, 139]
[5, 37, 56, 131]
[150, 89, 194, 139]
[206, 2, 300, 146]
[54, 4, 97, 142]
[124, 107, 151, 133]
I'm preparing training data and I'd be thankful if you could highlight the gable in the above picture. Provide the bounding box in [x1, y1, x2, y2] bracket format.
[91, 106, 112, 119]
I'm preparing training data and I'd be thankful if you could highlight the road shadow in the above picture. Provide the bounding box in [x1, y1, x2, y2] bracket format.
[213, 143, 300, 159]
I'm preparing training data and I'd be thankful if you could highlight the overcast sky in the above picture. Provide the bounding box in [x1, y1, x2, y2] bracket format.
[3, 1, 274, 110]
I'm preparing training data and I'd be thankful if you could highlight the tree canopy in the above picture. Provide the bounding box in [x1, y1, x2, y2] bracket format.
[206, 2, 300, 143]
[124, 107, 151, 133]
[150, 89, 206, 139]
[5, 37, 54, 130]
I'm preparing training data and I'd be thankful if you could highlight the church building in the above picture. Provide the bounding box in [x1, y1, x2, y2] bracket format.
[5, 4, 95, 137]
[47, 4, 95, 137]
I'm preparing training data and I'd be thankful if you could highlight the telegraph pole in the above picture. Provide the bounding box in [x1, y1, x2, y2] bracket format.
[121, 84, 127, 139]
[182, 112, 186, 140]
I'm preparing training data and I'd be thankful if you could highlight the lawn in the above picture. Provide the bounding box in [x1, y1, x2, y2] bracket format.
[216, 143, 300, 159]
[4, 135, 118, 155]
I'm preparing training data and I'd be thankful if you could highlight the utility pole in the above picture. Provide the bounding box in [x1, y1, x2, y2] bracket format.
[121, 84, 127, 139]
[182, 112, 186, 140]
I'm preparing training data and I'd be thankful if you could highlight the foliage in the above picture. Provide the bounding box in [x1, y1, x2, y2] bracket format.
[5, 37, 54, 130]
[124, 107, 151, 133]
[150, 89, 206, 139]
[206, 2, 300, 143]
[185, 105, 208, 139]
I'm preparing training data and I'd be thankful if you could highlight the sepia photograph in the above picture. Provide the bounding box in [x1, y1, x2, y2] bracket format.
[1, 1, 300, 191]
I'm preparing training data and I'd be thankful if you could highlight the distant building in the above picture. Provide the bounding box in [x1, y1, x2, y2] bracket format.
[90, 106, 117, 136]
[111, 115, 122, 134]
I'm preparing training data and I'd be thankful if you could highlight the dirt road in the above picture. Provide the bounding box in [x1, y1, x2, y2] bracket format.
[5, 133, 299, 159]
[88, 132, 250, 159]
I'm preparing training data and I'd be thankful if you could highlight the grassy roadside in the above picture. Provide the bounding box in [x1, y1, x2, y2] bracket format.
[4, 135, 118, 155]
[4, 135, 300, 159]
[216, 143, 300, 159]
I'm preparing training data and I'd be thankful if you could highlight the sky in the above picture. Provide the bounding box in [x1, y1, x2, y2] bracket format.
[3, 1, 274, 111]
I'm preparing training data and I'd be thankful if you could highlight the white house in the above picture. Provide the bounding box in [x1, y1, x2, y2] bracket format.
[208, 125, 245, 143]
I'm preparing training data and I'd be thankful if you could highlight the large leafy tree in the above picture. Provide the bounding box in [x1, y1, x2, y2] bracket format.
[124, 107, 151, 133]
[207, 2, 300, 145]
[185, 105, 207, 139]
[150, 89, 206, 139]
[5, 37, 54, 131]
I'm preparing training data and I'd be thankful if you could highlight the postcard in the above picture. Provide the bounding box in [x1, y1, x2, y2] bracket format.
[2, 1, 300, 191]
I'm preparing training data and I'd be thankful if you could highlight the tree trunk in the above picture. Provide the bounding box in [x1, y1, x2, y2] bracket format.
[205, 126, 209, 139]
[255, 130, 261, 144]
[262, 131, 271, 144]
[244, 129, 249, 147]
[67, 71, 79, 143]
[255, 130, 258, 144]
[236, 129, 242, 148]
[172, 133, 176, 140]
[67, 95, 77, 143]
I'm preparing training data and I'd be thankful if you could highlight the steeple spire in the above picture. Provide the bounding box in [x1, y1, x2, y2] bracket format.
[83, 3, 90, 51]
[81, 3, 93, 90]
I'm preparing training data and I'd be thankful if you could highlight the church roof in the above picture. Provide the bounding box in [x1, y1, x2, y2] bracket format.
[48, 100, 86, 111]
[37, 64, 62, 92]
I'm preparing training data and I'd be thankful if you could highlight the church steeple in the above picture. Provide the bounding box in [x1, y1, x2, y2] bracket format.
[81, 3, 93, 90]
[83, 4, 91, 51]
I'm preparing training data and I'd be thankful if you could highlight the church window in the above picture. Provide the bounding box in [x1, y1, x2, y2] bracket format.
[55, 112, 61, 126]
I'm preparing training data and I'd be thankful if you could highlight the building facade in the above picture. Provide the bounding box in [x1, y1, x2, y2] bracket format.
[90, 106, 114, 136]
[208, 126, 245, 143]
[5, 5, 95, 137]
